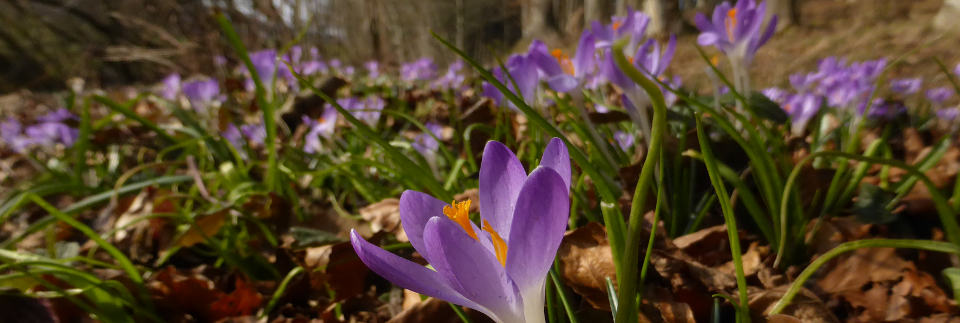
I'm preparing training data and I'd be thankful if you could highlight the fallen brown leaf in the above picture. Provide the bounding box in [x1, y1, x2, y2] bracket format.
[748, 286, 839, 323]
[557, 222, 618, 310]
[359, 198, 403, 241]
[386, 298, 492, 323]
[174, 209, 229, 247]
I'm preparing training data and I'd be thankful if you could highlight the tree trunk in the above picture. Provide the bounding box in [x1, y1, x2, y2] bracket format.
[584, 0, 605, 24]
[521, 0, 551, 38]
[935, 0, 960, 32]
[643, 0, 682, 37]
[765, 0, 799, 31]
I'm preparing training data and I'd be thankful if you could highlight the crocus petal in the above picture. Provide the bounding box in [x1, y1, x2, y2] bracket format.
[545, 74, 578, 93]
[538, 138, 571, 191]
[399, 190, 449, 263]
[479, 141, 527, 239]
[505, 167, 570, 293]
[573, 32, 596, 78]
[423, 217, 521, 322]
[697, 32, 722, 47]
[349, 230, 481, 311]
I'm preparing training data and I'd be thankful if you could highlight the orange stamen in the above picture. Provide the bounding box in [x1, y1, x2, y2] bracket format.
[482, 220, 508, 266]
[612, 21, 623, 31]
[726, 8, 737, 40]
[710, 55, 720, 66]
[551, 49, 575, 75]
[443, 200, 477, 239]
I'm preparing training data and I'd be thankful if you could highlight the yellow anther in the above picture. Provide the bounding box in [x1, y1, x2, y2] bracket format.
[443, 200, 477, 240]
[551, 49, 575, 75]
[482, 220, 508, 267]
[613, 21, 623, 31]
[726, 8, 738, 40]
[710, 55, 720, 66]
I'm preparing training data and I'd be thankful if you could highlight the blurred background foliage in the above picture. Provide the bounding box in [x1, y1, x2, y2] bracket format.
[0, 0, 958, 93]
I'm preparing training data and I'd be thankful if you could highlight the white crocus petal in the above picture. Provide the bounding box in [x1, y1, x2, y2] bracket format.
[520, 283, 547, 323]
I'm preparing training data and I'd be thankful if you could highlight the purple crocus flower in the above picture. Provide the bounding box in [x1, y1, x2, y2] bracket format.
[222, 124, 244, 150]
[954, 63, 960, 78]
[302, 107, 337, 154]
[401, 58, 439, 82]
[527, 40, 579, 93]
[329, 59, 343, 72]
[861, 98, 904, 120]
[762, 87, 787, 103]
[248, 50, 278, 88]
[351, 138, 571, 323]
[240, 124, 266, 146]
[890, 78, 922, 95]
[783, 93, 820, 135]
[482, 54, 540, 110]
[590, 8, 650, 50]
[160, 73, 181, 100]
[38, 108, 76, 123]
[1, 118, 30, 153]
[937, 108, 959, 121]
[213, 55, 228, 67]
[432, 61, 466, 90]
[695, 0, 777, 66]
[25, 122, 78, 148]
[365, 61, 380, 79]
[927, 87, 953, 105]
[614, 131, 635, 151]
[412, 122, 442, 158]
[300, 60, 327, 76]
[181, 78, 221, 112]
[356, 97, 385, 126]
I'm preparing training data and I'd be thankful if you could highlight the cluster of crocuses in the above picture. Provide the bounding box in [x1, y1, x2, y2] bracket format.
[480, 7, 680, 145]
[0, 109, 79, 153]
[761, 56, 960, 135]
[150, 47, 469, 158]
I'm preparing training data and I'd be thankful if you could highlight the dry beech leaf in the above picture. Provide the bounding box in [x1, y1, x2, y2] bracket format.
[150, 267, 262, 321]
[174, 209, 228, 247]
[817, 248, 910, 294]
[749, 286, 839, 323]
[359, 198, 403, 240]
[402, 289, 423, 311]
[652, 301, 696, 323]
[557, 222, 618, 310]
[208, 277, 263, 319]
[719, 242, 766, 277]
[386, 297, 491, 323]
[309, 241, 368, 302]
[919, 313, 960, 323]
[766, 314, 803, 323]
[673, 225, 728, 251]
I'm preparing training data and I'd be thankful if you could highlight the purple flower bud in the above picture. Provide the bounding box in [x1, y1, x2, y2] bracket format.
[249, 50, 278, 86]
[926, 87, 953, 105]
[1, 118, 29, 153]
[303, 107, 338, 154]
[614, 131, 635, 151]
[222, 124, 244, 149]
[412, 122, 442, 157]
[695, 0, 777, 65]
[160, 73, 181, 100]
[240, 124, 266, 146]
[182, 78, 221, 112]
[365, 61, 380, 79]
[890, 78, 922, 95]
[401, 58, 439, 81]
